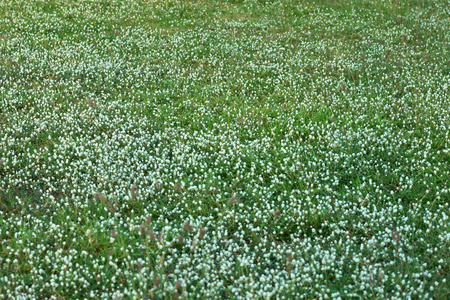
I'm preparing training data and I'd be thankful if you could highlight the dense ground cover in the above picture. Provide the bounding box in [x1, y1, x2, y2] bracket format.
[0, 0, 449, 298]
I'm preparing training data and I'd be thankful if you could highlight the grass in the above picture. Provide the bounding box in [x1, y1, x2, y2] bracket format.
[0, 0, 449, 299]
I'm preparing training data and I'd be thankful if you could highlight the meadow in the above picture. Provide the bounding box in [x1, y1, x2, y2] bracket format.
[0, 0, 449, 298]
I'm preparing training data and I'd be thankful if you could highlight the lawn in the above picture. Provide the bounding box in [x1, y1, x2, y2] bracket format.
[0, 0, 449, 299]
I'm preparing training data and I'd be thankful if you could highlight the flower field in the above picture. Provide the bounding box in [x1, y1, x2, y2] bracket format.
[0, 0, 449, 299]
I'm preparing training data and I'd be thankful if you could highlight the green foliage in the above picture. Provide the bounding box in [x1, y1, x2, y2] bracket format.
[0, 0, 449, 298]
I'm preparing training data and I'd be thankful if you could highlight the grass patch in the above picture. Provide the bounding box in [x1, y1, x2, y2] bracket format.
[0, 0, 449, 298]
